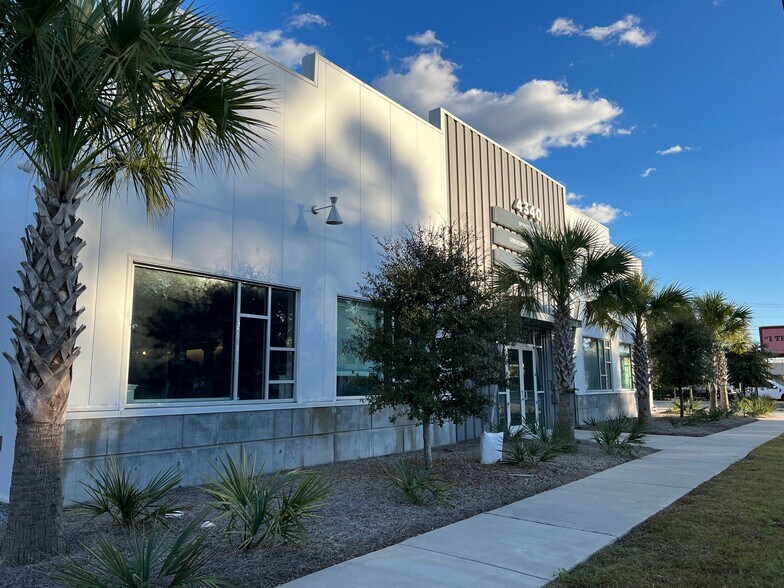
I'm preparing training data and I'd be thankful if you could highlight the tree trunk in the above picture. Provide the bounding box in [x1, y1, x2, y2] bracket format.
[3, 422, 66, 563]
[3, 178, 85, 564]
[632, 330, 652, 426]
[552, 303, 576, 443]
[709, 345, 721, 410]
[717, 351, 730, 411]
[422, 418, 432, 468]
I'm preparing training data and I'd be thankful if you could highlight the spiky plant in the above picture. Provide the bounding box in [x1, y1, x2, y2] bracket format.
[494, 221, 636, 443]
[585, 274, 691, 425]
[692, 292, 752, 411]
[0, 0, 271, 562]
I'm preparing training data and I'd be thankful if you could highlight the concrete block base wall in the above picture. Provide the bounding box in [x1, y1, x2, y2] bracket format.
[61, 405, 483, 502]
[575, 391, 638, 425]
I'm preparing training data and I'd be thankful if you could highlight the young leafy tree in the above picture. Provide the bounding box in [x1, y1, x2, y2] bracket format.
[649, 314, 713, 417]
[494, 221, 635, 443]
[585, 274, 691, 425]
[0, 0, 271, 563]
[355, 224, 507, 468]
[692, 292, 752, 411]
[727, 344, 774, 395]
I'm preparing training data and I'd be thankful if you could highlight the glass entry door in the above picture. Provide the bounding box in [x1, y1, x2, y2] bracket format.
[501, 345, 540, 429]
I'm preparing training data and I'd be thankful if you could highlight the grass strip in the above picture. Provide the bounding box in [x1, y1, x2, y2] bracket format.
[550, 433, 784, 587]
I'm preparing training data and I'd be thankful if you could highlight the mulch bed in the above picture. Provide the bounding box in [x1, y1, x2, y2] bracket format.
[0, 438, 654, 587]
[646, 410, 756, 437]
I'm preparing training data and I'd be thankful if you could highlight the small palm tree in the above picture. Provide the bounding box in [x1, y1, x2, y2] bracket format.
[585, 274, 691, 425]
[0, 0, 271, 563]
[494, 221, 636, 443]
[692, 292, 752, 410]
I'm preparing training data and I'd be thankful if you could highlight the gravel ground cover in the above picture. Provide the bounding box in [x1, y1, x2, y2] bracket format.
[646, 411, 755, 437]
[0, 438, 654, 587]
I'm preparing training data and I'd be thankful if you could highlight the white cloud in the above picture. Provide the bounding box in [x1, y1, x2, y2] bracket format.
[549, 14, 655, 47]
[406, 30, 445, 47]
[380, 49, 392, 62]
[566, 192, 584, 202]
[656, 144, 694, 156]
[641, 167, 657, 178]
[287, 12, 328, 29]
[548, 17, 581, 36]
[616, 125, 636, 135]
[244, 29, 318, 68]
[639, 251, 655, 258]
[573, 202, 627, 224]
[374, 51, 622, 160]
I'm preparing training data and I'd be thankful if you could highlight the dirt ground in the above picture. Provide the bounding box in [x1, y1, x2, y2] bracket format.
[0, 438, 654, 587]
[647, 410, 755, 437]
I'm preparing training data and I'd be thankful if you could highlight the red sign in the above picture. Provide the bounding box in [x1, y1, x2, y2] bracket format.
[760, 326, 784, 357]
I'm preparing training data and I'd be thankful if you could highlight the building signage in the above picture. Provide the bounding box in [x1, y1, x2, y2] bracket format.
[491, 206, 536, 233]
[760, 326, 784, 357]
[512, 199, 543, 223]
[492, 247, 519, 268]
[492, 227, 528, 255]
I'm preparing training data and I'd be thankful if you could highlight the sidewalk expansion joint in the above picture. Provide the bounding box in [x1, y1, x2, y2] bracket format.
[483, 512, 619, 539]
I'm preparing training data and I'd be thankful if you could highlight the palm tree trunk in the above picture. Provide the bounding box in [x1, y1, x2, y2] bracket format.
[709, 346, 721, 410]
[632, 330, 652, 426]
[552, 303, 576, 443]
[3, 178, 85, 564]
[422, 417, 432, 468]
[717, 351, 730, 411]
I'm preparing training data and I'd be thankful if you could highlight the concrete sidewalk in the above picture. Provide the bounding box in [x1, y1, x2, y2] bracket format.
[283, 414, 784, 588]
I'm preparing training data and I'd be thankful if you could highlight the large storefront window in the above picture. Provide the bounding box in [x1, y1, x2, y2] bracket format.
[619, 343, 634, 390]
[336, 297, 376, 397]
[128, 266, 296, 402]
[583, 337, 613, 391]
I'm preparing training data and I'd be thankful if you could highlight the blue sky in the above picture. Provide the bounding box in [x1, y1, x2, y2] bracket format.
[1, 2, 781, 335]
[209, 0, 783, 334]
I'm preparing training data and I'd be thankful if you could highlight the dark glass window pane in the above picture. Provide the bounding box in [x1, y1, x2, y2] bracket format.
[583, 338, 601, 390]
[238, 317, 267, 400]
[270, 350, 294, 380]
[268, 383, 294, 400]
[241, 284, 267, 315]
[271, 289, 296, 348]
[128, 267, 234, 401]
[336, 298, 377, 397]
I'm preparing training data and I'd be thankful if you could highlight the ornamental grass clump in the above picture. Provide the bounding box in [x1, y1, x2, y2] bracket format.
[78, 459, 183, 527]
[204, 447, 330, 551]
[54, 515, 228, 588]
[384, 457, 454, 505]
[585, 414, 647, 456]
[738, 396, 777, 418]
[501, 414, 574, 465]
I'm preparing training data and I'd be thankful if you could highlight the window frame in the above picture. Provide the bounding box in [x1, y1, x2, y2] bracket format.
[583, 336, 613, 392]
[335, 295, 378, 400]
[125, 262, 298, 406]
[619, 342, 634, 390]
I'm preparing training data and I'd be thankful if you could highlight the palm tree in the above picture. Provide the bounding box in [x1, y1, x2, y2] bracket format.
[0, 0, 271, 563]
[692, 292, 752, 411]
[585, 274, 691, 425]
[494, 221, 636, 443]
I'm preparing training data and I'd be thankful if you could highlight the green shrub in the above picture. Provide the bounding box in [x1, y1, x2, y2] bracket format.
[78, 459, 182, 527]
[54, 515, 228, 587]
[670, 396, 703, 414]
[204, 447, 330, 551]
[501, 415, 574, 465]
[384, 458, 453, 505]
[584, 414, 647, 456]
[738, 396, 777, 418]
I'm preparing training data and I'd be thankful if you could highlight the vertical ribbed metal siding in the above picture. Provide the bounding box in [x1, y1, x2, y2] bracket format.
[442, 113, 566, 271]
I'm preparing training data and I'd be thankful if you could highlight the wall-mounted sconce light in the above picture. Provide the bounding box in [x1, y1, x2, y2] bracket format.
[311, 196, 343, 225]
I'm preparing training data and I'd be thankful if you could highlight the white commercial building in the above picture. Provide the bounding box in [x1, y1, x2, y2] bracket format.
[0, 51, 637, 502]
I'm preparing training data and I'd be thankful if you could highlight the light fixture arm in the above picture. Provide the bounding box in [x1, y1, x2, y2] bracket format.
[311, 196, 343, 225]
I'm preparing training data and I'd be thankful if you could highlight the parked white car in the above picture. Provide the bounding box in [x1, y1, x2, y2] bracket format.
[748, 380, 784, 401]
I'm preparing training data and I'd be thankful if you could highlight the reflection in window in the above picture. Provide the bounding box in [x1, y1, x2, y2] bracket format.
[619, 343, 634, 390]
[129, 267, 235, 401]
[336, 298, 377, 397]
[128, 266, 297, 402]
[583, 337, 613, 391]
